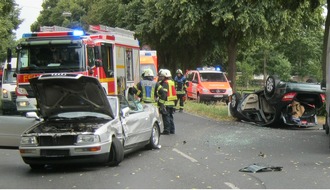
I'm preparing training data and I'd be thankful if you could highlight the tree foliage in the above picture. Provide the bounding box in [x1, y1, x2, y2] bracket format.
[10, 0, 326, 90]
[0, 0, 21, 62]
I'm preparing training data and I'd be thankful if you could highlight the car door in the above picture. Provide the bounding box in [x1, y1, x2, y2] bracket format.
[185, 71, 194, 98]
[191, 72, 199, 99]
[120, 95, 151, 147]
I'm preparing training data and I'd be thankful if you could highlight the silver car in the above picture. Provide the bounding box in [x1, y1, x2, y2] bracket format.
[19, 73, 162, 169]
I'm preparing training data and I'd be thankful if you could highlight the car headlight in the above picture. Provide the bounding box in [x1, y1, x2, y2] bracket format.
[76, 134, 100, 144]
[227, 88, 233, 95]
[20, 136, 38, 146]
[201, 88, 209, 93]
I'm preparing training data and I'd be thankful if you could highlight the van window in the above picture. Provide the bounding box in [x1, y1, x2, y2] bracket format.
[186, 72, 194, 81]
[200, 73, 227, 82]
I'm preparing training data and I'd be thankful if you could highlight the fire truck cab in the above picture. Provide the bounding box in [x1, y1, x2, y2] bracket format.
[9, 25, 140, 114]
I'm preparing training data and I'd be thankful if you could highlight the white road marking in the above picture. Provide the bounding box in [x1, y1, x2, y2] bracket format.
[172, 148, 239, 189]
[172, 148, 198, 163]
[224, 182, 239, 189]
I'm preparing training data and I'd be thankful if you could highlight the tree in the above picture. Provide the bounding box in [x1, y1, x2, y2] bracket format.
[31, 0, 89, 32]
[0, 0, 21, 61]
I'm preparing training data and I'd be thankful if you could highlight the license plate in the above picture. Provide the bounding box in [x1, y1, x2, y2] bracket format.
[214, 95, 223, 98]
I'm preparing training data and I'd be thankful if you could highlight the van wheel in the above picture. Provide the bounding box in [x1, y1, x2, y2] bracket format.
[107, 137, 124, 166]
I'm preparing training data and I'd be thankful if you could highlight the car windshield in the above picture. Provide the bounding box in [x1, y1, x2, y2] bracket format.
[200, 72, 227, 82]
[49, 112, 112, 120]
[17, 44, 85, 73]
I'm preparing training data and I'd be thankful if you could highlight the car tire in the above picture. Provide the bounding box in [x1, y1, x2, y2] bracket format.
[146, 123, 160, 149]
[29, 164, 44, 170]
[107, 137, 124, 166]
[264, 75, 279, 100]
[229, 93, 242, 119]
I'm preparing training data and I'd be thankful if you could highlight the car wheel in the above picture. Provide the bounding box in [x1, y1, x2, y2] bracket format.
[29, 164, 44, 170]
[264, 75, 279, 99]
[229, 93, 242, 118]
[107, 137, 124, 166]
[146, 123, 160, 149]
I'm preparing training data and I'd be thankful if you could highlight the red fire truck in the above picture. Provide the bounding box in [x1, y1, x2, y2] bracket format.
[8, 25, 141, 113]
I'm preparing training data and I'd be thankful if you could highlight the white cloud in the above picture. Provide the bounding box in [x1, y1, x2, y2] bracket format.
[15, 0, 43, 40]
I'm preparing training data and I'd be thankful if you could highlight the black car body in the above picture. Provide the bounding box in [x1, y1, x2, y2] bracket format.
[229, 76, 325, 126]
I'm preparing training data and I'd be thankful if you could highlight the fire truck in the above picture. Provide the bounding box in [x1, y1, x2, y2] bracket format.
[7, 25, 141, 113]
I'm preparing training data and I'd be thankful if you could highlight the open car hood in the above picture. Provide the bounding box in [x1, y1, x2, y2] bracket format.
[29, 74, 114, 119]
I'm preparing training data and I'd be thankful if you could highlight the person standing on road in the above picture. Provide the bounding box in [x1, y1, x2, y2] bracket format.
[129, 68, 167, 113]
[174, 69, 188, 112]
[158, 69, 177, 135]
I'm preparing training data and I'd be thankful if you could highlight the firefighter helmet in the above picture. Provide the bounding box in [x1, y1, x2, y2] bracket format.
[176, 69, 183, 75]
[159, 69, 172, 77]
[142, 68, 154, 77]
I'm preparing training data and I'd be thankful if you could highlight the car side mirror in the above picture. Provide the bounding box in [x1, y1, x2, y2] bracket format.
[121, 107, 130, 118]
[26, 112, 40, 121]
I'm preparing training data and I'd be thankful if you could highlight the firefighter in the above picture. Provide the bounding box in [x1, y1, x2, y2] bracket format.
[129, 68, 167, 111]
[174, 69, 188, 112]
[158, 69, 177, 135]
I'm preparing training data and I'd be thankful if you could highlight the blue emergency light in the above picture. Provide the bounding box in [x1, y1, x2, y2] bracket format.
[22, 30, 85, 39]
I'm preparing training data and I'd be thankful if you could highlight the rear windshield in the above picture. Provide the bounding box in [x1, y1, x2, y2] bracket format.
[200, 72, 227, 82]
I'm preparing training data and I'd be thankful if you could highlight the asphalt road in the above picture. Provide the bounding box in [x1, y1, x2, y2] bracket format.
[0, 112, 330, 189]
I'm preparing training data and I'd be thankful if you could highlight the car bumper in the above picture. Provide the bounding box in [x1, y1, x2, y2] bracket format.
[20, 141, 111, 165]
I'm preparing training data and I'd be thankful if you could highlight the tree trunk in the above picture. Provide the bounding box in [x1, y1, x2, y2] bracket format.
[227, 34, 238, 92]
[321, 0, 330, 83]
[263, 50, 267, 85]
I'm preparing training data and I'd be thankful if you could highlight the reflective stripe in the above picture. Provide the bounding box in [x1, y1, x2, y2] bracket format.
[141, 80, 156, 103]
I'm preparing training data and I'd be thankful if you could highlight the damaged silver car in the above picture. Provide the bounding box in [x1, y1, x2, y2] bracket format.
[19, 73, 162, 169]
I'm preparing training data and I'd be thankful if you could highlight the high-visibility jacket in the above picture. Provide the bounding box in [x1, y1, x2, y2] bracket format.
[133, 79, 166, 105]
[160, 79, 177, 106]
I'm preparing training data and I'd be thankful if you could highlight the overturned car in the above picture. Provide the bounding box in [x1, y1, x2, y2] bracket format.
[229, 76, 325, 127]
[19, 74, 162, 169]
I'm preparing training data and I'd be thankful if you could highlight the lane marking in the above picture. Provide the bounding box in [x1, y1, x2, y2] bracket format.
[224, 182, 239, 189]
[172, 148, 198, 163]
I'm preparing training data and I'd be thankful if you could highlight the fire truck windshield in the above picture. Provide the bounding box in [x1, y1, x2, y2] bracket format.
[17, 44, 84, 73]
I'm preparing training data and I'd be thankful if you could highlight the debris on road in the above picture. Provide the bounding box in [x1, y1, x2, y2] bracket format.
[239, 163, 283, 173]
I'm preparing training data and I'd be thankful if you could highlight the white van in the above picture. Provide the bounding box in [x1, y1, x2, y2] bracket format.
[1, 58, 17, 114]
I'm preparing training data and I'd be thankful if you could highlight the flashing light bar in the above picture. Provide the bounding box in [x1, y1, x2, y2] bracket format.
[22, 30, 85, 39]
[197, 66, 222, 71]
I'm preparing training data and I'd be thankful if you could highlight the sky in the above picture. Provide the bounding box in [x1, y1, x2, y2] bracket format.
[15, 0, 43, 40]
